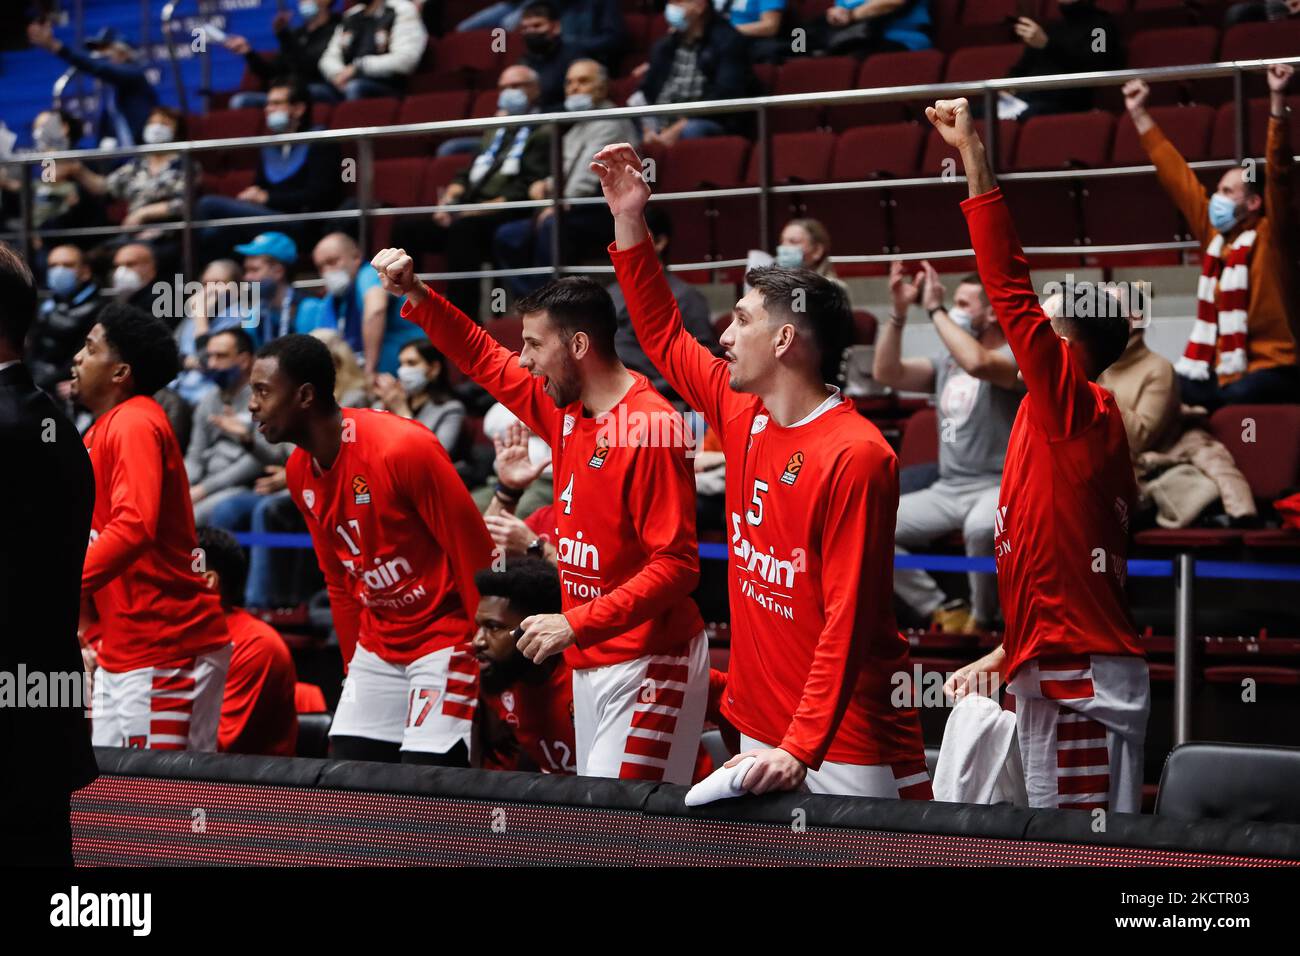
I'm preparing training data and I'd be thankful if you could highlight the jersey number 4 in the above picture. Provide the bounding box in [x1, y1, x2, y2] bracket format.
[559, 473, 574, 515]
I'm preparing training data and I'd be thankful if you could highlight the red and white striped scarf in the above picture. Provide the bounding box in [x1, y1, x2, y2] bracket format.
[1175, 229, 1255, 381]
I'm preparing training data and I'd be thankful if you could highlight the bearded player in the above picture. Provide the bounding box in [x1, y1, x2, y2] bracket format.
[371, 252, 707, 785]
[249, 334, 493, 765]
[593, 144, 930, 799]
[72, 303, 232, 750]
[929, 98, 1148, 813]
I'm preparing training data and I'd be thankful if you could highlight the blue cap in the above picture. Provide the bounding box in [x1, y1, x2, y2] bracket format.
[234, 231, 298, 266]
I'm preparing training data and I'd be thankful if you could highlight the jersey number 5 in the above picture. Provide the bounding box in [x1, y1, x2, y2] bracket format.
[746, 479, 769, 527]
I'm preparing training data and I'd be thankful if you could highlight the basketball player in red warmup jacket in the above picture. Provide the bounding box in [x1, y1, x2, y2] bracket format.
[930, 98, 1150, 813]
[593, 144, 930, 799]
[371, 249, 708, 785]
[249, 334, 493, 765]
[474, 557, 577, 774]
[71, 304, 232, 751]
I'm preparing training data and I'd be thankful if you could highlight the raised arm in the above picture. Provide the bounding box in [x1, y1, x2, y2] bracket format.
[1125, 79, 1211, 246]
[1265, 64, 1300, 347]
[873, 259, 937, 393]
[927, 97, 1096, 439]
[594, 143, 736, 435]
[373, 248, 557, 444]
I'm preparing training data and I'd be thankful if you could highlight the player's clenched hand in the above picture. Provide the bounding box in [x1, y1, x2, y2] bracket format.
[590, 143, 650, 219]
[484, 512, 536, 555]
[516, 613, 576, 663]
[725, 747, 806, 794]
[925, 97, 979, 151]
[371, 248, 427, 303]
[943, 645, 1005, 702]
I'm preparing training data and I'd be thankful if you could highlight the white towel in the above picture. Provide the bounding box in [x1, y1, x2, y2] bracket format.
[933, 694, 1027, 806]
[684, 756, 756, 807]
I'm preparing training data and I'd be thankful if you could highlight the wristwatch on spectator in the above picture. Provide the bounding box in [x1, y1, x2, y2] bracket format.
[527, 537, 545, 557]
[928, 306, 947, 320]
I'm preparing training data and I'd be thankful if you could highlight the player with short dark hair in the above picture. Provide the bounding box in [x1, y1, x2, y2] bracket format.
[472, 557, 576, 774]
[249, 333, 494, 766]
[594, 142, 930, 798]
[72, 303, 232, 751]
[196, 527, 298, 757]
[372, 246, 710, 785]
[927, 97, 1148, 814]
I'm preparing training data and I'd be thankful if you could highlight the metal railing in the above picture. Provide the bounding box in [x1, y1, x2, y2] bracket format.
[7, 54, 1299, 284]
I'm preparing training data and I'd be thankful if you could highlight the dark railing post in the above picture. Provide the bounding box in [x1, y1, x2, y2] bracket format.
[549, 119, 563, 280]
[181, 150, 195, 281]
[983, 87, 998, 175]
[1174, 552, 1196, 746]
[1233, 66, 1246, 165]
[357, 137, 373, 256]
[18, 165, 33, 264]
[757, 104, 770, 249]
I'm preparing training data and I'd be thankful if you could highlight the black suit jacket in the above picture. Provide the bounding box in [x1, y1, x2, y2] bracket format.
[0, 362, 97, 796]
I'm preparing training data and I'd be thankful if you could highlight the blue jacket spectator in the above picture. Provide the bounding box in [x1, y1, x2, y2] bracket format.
[235, 232, 309, 348]
[27, 22, 158, 146]
[811, 0, 932, 57]
[727, 0, 791, 63]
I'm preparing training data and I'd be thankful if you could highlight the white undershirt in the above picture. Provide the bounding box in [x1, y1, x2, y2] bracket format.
[785, 386, 843, 429]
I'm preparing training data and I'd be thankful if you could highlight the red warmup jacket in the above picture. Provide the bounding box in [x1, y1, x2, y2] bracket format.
[401, 289, 705, 670]
[82, 395, 229, 672]
[286, 408, 494, 666]
[962, 188, 1142, 680]
[608, 237, 926, 771]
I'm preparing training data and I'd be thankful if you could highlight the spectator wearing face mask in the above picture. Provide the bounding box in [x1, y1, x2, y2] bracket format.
[0, 111, 107, 247]
[518, 2, 578, 111]
[373, 338, 467, 455]
[393, 65, 553, 320]
[26, 22, 158, 147]
[494, 58, 639, 296]
[27, 244, 103, 400]
[235, 232, 305, 347]
[318, 0, 429, 100]
[1126, 67, 1300, 410]
[224, 1, 343, 108]
[302, 231, 423, 377]
[774, 218, 847, 292]
[1007, 0, 1123, 118]
[194, 77, 342, 259]
[60, 107, 197, 245]
[638, 1, 753, 147]
[187, 328, 290, 526]
[108, 242, 159, 317]
[874, 261, 1024, 635]
[172, 259, 248, 406]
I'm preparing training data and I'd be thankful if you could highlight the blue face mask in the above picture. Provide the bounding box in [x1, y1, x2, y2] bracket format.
[204, 365, 240, 391]
[47, 265, 79, 297]
[564, 93, 594, 112]
[664, 3, 688, 31]
[1208, 193, 1241, 234]
[775, 244, 804, 269]
[266, 110, 292, 134]
[497, 87, 529, 115]
[299, 1, 320, 18]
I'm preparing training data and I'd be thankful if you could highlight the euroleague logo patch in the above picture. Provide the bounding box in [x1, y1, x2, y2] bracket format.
[780, 451, 804, 486]
[588, 436, 610, 469]
[353, 475, 372, 505]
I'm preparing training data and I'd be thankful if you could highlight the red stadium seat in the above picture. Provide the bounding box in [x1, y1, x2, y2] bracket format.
[424, 153, 474, 199]
[827, 50, 947, 129]
[658, 136, 750, 192]
[485, 315, 525, 353]
[1013, 112, 1115, 170]
[1221, 20, 1300, 61]
[1208, 405, 1300, 504]
[471, 88, 502, 118]
[329, 97, 401, 131]
[199, 108, 264, 141]
[744, 131, 837, 185]
[921, 121, 1020, 174]
[1111, 104, 1214, 164]
[1210, 97, 1300, 159]
[944, 44, 1025, 84]
[899, 407, 939, 470]
[433, 29, 515, 87]
[832, 123, 926, 179]
[769, 56, 859, 133]
[852, 309, 878, 345]
[377, 91, 472, 158]
[1114, 27, 1221, 108]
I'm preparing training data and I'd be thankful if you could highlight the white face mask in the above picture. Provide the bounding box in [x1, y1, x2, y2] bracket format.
[397, 365, 429, 394]
[34, 119, 68, 152]
[142, 122, 174, 145]
[322, 268, 352, 298]
[775, 244, 804, 269]
[112, 265, 144, 295]
[947, 306, 974, 332]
